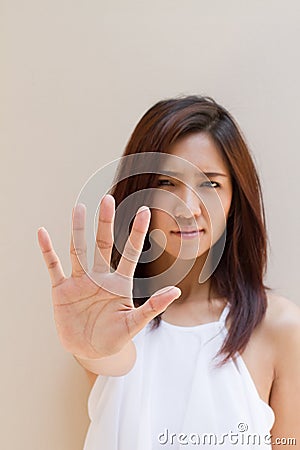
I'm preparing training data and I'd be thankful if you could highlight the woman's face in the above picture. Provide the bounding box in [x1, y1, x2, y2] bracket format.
[148, 132, 233, 261]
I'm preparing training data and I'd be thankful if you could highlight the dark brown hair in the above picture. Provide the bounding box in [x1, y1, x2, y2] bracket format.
[108, 95, 271, 364]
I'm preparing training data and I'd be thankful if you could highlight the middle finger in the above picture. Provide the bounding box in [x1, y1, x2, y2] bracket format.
[93, 194, 115, 273]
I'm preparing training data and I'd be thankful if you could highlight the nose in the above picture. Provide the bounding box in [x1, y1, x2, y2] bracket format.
[174, 186, 202, 219]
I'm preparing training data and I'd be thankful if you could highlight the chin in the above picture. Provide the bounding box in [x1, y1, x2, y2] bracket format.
[165, 247, 210, 261]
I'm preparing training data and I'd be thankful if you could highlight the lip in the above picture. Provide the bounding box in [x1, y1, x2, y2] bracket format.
[171, 229, 205, 239]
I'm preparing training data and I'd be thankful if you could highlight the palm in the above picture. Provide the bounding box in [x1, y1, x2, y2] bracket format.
[52, 271, 134, 358]
[38, 195, 180, 360]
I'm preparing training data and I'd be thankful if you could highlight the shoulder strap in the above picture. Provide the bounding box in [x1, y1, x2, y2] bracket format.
[218, 302, 230, 325]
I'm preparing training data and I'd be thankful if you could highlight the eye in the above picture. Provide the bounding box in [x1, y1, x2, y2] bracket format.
[157, 179, 174, 186]
[157, 179, 221, 188]
[200, 181, 220, 188]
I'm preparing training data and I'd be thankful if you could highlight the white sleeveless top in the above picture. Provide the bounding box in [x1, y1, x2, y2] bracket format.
[84, 303, 275, 450]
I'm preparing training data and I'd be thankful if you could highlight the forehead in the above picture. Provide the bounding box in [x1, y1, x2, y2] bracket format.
[162, 132, 229, 175]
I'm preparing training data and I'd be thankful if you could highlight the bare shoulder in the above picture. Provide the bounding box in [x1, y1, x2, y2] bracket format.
[264, 291, 300, 347]
[265, 291, 300, 327]
[265, 294, 300, 440]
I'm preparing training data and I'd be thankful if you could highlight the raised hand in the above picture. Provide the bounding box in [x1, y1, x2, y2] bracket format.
[37, 195, 181, 360]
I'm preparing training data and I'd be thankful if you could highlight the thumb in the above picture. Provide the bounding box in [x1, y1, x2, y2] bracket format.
[130, 286, 182, 333]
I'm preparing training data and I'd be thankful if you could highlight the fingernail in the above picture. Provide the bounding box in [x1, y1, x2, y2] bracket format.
[100, 194, 114, 205]
[137, 206, 149, 214]
[154, 286, 181, 296]
[174, 288, 182, 299]
[74, 203, 86, 216]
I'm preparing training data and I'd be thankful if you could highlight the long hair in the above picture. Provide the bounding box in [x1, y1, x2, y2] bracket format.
[108, 95, 271, 364]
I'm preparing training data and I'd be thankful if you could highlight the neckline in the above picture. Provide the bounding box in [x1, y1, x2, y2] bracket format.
[160, 302, 230, 330]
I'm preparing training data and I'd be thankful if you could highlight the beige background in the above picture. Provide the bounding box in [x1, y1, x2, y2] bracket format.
[2, 1, 300, 449]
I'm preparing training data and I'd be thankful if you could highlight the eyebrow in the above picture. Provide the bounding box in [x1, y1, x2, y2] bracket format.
[159, 170, 228, 178]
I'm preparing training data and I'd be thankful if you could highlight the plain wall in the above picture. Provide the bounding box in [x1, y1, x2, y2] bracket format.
[2, 1, 300, 449]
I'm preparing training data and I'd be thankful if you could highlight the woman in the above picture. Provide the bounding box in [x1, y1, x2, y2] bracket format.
[38, 96, 300, 449]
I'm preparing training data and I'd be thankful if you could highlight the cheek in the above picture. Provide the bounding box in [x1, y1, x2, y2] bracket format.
[222, 192, 233, 220]
[205, 193, 232, 239]
[148, 210, 171, 253]
[149, 209, 171, 231]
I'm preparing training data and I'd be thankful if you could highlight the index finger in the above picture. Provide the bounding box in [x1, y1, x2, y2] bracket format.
[115, 206, 151, 279]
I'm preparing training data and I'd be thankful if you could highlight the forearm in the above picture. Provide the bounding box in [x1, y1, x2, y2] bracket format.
[73, 340, 137, 376]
